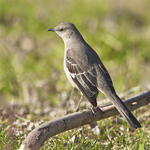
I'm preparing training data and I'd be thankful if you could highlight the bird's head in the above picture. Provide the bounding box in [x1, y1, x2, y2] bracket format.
[47, 22, 78, 41]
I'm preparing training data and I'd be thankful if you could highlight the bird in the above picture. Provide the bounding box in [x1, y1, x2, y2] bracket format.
[47, 22, 141, 129]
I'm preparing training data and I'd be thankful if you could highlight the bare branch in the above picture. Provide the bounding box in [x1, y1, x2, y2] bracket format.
[19, 91, 150, 150]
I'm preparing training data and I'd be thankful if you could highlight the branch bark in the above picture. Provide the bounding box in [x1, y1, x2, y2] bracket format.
[19, 91, 150, 150]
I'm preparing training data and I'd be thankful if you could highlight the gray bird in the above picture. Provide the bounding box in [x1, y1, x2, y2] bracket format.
[47, 22, 141, 129]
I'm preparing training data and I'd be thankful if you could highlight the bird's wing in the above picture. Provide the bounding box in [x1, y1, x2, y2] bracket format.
[97, 60, 115, 88]
[86, 47, 115, 93]
[66, 49, 98, 107]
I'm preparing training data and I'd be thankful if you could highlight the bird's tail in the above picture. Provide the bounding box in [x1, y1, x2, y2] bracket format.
[104, 89, 141, 129]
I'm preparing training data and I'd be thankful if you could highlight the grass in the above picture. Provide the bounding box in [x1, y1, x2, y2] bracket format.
[0, 0, 150, 149]
[1, 116, 149, 150]
[43, 123, 149, 150]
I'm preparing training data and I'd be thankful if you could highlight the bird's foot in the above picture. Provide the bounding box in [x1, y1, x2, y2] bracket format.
[85, 105, 96, 116]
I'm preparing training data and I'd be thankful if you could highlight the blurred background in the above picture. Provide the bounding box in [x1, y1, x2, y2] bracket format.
[0, 0, 150, 149]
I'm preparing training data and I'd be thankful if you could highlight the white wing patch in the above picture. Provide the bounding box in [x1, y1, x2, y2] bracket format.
[70, 73, 75, 78]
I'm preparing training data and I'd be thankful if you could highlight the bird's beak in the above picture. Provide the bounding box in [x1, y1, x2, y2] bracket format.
[47, 28, 54, 32]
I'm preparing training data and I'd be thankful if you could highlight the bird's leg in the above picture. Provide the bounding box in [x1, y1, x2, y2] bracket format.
[66, 88, 75, 114]
[75, 94, 83, 112]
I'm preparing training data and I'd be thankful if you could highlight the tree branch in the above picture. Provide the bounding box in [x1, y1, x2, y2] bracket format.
[19, 91, 150, 150]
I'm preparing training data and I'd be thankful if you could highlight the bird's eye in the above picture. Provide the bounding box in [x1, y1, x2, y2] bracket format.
[60, 28, 64, 31]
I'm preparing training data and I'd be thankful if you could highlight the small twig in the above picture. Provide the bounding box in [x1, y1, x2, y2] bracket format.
[119, 86, 140, 99]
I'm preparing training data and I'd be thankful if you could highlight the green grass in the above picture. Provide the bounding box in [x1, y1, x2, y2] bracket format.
[1, 120, 150, 150]
[0, 0, 150, 149]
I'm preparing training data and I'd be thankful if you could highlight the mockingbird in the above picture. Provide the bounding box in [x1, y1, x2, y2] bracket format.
[47, 22, 141, 129]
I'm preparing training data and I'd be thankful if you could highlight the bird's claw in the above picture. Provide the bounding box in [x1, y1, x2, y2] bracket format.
[85, 105, 96, 116]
